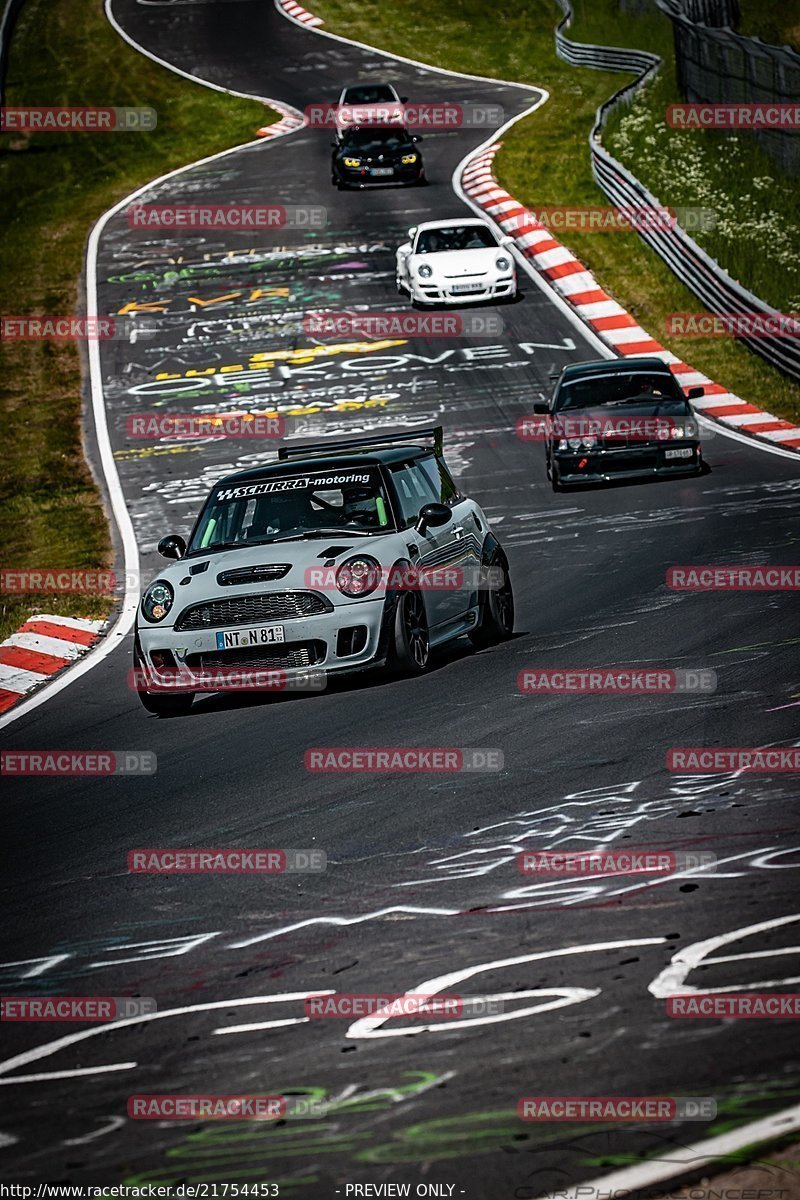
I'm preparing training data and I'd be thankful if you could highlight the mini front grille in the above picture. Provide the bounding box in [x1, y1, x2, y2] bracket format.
[174, 591, 332, 631]
[186, 641, 326, 671]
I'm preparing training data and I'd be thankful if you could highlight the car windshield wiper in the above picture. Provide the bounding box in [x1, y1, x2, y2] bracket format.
[265, 528, 375, 543]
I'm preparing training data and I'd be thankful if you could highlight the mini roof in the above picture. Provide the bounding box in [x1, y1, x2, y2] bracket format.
[217, 446, 429, 488]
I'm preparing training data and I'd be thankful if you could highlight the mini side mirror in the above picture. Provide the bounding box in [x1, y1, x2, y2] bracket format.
[412, 134, 422, 142]
[416, 502, 451, 535]
[400, 96, 409, 103]
[158, 534, 186, 560]
[687, 386, 705, 400]
[532, 401, 550, 414]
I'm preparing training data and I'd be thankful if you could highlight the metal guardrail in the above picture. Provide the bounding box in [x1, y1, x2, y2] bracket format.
[552, 0, 800, 383]
[0, 0, 26, 108]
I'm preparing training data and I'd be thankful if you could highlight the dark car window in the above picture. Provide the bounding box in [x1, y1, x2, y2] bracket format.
[341, 129, 408, 153]
[418, 454, 458, 504]
[389, 462, 440, 528]
[556, 372, 688, 410]
[415, 225, 497, 254]
[187, 468, 393, 554]
[343, 85, 398, 105]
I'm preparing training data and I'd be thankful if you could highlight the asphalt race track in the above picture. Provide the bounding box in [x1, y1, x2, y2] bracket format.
[2, 0, 800, 1194]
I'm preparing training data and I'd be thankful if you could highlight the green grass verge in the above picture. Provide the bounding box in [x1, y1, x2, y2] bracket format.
[309, 0, 800, 427]
[737, 0, 800, 51]
[0, 0, 272, 645]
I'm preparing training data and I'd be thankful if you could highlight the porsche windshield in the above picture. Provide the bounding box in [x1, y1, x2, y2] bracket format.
[343, 85, 398, 105]
[188, 469, 394, 554]
[415, 225, 497, 254]
[557, 372, 688, 411]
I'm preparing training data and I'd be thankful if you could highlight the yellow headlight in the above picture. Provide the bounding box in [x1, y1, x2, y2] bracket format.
[343, 157, 361, 167]
[401, 154, 418, 165]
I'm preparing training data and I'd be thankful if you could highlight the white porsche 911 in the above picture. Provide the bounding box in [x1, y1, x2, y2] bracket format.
[395, 218, 517, 306]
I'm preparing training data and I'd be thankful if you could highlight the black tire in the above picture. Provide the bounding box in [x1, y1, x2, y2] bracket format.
[137, 689, 194, 717]
[551, 461, 562, 493]
[388, 589, 430, 675]
[396, 276, 407, 295]
[469, 552, 514, 648]
[133, 640, 194, 716]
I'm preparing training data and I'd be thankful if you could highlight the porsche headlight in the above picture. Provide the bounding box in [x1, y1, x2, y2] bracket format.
[417, 263, 433, 279]
[141, 579, 174, 623]
[401, 153, 418, 164]
[343, 157, 362, 168]
[336, 555, 382, 598]
[496, 256, 511, 272]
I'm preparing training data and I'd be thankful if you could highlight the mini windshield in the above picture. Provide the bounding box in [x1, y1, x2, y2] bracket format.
[415, 225, 497, 254]
[188, 468, 393, 555]
[342, 128, 408, 152]
[343, 85, 398, 105]
[557, 372, 688, 411]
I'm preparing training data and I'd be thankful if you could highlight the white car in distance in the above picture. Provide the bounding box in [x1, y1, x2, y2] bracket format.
[335, 82, 406, 141]
[396, 218, 517, 306]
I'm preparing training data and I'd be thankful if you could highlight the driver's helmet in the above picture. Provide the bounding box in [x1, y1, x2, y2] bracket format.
[342, 486, 380, 528]
[248, 491, 312, 537]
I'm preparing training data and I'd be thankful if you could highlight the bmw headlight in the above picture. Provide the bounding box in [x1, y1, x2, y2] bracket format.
[401, 153, 418, 164]
[496, 256, 511, 272]
[337, 555, 382, 598]
[141, 579, 174, 623]
[418, 263, 433, 279]
[343, 157, 362, 167]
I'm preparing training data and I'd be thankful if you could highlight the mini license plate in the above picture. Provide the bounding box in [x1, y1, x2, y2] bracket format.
[215, 626, 285, 650]
[664, 447, 693, 459]
[370, 167, 394, 176]
[451, 282, 484, 294]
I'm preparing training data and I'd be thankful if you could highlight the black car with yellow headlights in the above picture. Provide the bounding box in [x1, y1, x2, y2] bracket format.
[331, 124, 425, 189]
[534, 357, 705, 492]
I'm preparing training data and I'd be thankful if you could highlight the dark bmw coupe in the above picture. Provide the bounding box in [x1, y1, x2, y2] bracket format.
[331, 124, 425, 189]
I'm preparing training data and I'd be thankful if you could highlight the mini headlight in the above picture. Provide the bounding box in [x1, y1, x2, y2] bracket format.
[496, 256, 511, 271]
[683, 421, 698, 438]
[581, 436, 597, 449]
[141, 579, 174, 623]
[567, 438, 583, 450]
[557, 438, 569, 451]
[401, 153, 418, 164]
[336, 555, 382, 598]
[343, 157, 362, 167]
[670, 425, 683, 438]
[417, 263, 433, 279]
